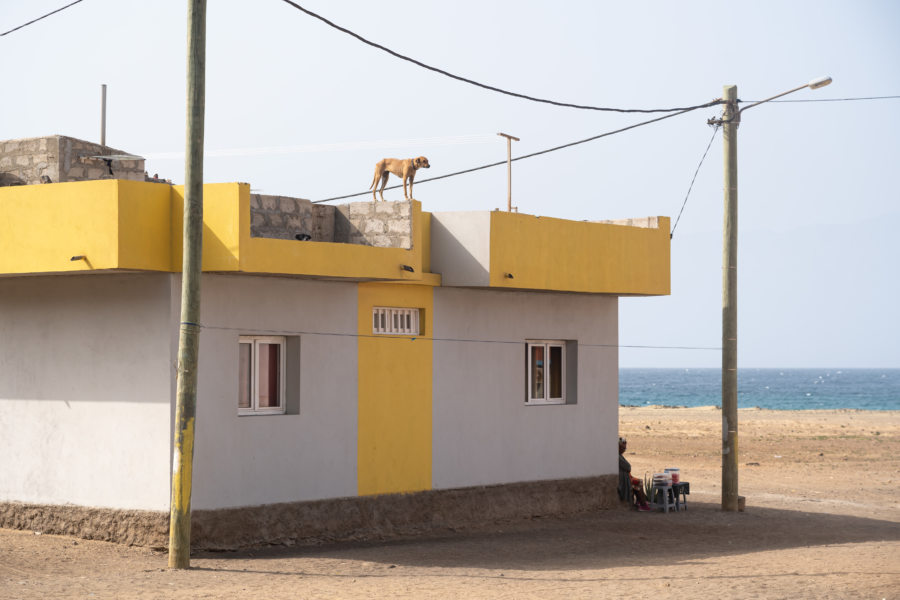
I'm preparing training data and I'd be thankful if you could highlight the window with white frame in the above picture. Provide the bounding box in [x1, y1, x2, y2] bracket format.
[372, 307, 420, 335]
[239, 336, 286, 415]
[526, 341, 566, 405]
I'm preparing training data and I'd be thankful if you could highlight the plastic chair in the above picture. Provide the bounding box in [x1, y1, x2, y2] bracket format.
[650, 484, 676, 513]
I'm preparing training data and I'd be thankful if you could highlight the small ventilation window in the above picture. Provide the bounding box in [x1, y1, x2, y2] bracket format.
[372, 307, 421, 335]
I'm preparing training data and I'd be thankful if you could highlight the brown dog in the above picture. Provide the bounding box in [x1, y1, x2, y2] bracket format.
[369, 156, 430, 201]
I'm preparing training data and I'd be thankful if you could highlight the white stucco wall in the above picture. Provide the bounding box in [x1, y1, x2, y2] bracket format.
[432, 287, 619, 490]
[1, 270, 618, 513]
[189, 275, 358, 510]
[0, 274, 174, 510]
[429, 212, 491, 287]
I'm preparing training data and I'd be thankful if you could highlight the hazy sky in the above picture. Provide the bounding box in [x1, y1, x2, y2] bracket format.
[2, 0, 898, 368]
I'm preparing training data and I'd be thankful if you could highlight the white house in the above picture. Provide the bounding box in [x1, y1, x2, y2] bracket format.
[0, 157, 669, 548]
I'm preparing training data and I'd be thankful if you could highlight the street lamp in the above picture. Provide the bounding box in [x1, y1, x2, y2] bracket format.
[714, 76, 832, 512]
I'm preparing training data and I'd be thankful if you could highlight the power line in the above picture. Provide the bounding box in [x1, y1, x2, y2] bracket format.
[311, 91, 899, 202]
[315, 103, 714, 203]
[145, 134, 496, 160]
[1, 0, 85, 37]
[670, 124, 720, 239]
[277, 0, 723, 115]
[199, 323, 720, 351]
[313, 91, 897, 204]
[739, 95, 900, 103]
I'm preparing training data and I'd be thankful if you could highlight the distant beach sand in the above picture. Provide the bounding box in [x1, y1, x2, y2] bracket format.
[2, 407, 898, 599]
[620, 405, 900, 521]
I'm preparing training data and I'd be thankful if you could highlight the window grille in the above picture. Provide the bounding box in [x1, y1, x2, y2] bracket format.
[372, 307, 420, 335]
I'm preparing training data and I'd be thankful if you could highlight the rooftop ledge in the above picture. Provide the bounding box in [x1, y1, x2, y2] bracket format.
[0, 179, 670, 295]
[432, 211, 670, 295]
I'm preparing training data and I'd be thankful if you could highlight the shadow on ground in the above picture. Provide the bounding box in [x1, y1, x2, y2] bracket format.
[193, 502, 900, 573]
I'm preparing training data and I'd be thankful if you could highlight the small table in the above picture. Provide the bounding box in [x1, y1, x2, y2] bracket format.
[672, 481, 690, 511]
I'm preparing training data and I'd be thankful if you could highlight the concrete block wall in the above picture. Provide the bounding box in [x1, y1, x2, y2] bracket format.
[251, 194, 310, 240]
[0, 136, 146, 186]
[313, 204, 335, 243]
[249, 194, 335, 242]
[250, 197, 412, 249]
[0, 137, 55, 186]
[3, 135, 411, 249]
[597, 216, 660, 229]
[334, 201, 413, 249]
[58, 136, 146, 183]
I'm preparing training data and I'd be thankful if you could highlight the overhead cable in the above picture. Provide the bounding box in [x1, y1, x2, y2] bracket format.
[1, 0, 85, 37]
[199, 323, 720, 350]
[145, 134, 496, 160]
[277, 0, 723, 115]
[670, 124, 720, 239]
[314, 103, 715, 203]
[739, 95, 900, 103]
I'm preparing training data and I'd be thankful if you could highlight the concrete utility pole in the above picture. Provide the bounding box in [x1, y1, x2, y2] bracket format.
[715, 76, 832, 512]
[497, 132, 519, 212]
[100, 84, 107, 146]
[720, 85, 739, 512]
[169, 0, 206, 569]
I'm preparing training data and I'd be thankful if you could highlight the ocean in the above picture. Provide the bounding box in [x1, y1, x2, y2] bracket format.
[619, 368, 900, 411]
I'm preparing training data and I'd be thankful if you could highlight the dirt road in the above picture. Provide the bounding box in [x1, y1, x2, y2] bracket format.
[2, 407, 898, 599]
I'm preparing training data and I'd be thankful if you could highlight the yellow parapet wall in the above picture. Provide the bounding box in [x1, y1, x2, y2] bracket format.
[488, 212, 671, 295]
[171, 183, 430, 279]
[0, 180, 242, 274]
[118, 180, 174, 270]
[0, 180, 668, 295]
[0, 180, 171, 274]
[169, 182, 245, 272]
[0, 180, 429, 281]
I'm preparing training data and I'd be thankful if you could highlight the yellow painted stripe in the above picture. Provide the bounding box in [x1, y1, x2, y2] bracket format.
[170, 415, 195, 513]
[357, 282, 433, 496]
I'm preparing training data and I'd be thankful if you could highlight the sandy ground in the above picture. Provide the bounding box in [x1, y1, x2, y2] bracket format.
[1, 406, 898, 599]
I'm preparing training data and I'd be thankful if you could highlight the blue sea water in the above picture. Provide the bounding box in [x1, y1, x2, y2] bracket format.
[619, 368, 900, 411]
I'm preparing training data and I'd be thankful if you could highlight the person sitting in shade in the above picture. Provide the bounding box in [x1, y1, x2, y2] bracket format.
[618, 437, 651, 511]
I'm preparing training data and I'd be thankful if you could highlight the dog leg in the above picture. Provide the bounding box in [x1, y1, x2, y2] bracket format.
[370, 166, 381, 202]
[378, 172, 390, 201]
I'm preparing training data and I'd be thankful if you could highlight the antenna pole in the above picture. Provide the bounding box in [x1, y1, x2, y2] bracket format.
[497, 132, 520, 212]
[100, 84, 107, 146]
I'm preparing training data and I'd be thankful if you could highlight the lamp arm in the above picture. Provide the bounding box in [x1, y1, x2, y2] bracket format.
[738, 83, 810, 115]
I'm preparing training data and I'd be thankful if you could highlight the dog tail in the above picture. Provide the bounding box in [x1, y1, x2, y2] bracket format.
[369, 164, 380, 190]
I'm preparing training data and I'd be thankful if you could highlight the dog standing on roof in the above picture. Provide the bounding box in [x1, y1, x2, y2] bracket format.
[369, 156, 430, 201]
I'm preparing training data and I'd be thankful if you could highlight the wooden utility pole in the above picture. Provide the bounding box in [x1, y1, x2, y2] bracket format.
[168, 0, 206, 569]
[713, 76, 831, 513]
[497, 132, 519, 212]
[721, 85, 739, 512]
